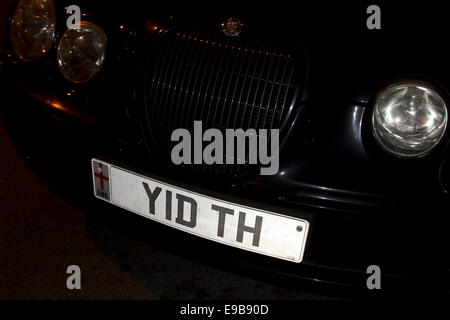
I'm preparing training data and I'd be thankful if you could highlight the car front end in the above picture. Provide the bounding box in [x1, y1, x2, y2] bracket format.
[1, 0, 449, 294]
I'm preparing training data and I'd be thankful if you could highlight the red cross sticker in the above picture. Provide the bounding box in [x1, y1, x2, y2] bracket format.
[94, 163, 109, 190]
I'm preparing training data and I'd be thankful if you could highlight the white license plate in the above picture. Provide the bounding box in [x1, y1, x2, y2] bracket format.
[91, 159, 309, 263]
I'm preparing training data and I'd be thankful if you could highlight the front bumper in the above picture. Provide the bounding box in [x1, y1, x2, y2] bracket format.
[1, 84, 449, 294]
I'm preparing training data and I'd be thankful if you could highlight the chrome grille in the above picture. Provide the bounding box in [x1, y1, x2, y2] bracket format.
[142, 29, 297, 176]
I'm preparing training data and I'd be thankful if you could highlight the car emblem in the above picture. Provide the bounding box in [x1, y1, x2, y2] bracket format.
[221, 17, 243, 37]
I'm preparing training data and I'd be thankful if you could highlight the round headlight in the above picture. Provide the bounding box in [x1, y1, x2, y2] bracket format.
[372, 81, 448, 158]
[57, 21, 107, 83]
[10, 0, 56, 62]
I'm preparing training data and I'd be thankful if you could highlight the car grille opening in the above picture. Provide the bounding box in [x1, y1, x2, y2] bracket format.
[141, 28, 300, 177]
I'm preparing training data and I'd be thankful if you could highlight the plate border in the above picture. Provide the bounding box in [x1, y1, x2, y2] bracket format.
[91, 158, 310, 263]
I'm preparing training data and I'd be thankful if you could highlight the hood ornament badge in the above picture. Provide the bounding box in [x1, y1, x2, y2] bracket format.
[221, 17, 243, 37]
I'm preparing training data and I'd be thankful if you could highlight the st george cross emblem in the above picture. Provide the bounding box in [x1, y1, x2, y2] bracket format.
[92, 160, 110, 201]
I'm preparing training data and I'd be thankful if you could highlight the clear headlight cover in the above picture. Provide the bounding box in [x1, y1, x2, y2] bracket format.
[10, 0, 57, 62]
[372, 82, 448, 158]
[57, 21, 107, 83]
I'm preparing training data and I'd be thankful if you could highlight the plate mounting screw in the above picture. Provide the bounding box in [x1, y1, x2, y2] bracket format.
[296, 225, 303, 232]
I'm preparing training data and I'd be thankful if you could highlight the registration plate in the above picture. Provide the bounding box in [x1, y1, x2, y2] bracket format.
[91, 159, 309, 263]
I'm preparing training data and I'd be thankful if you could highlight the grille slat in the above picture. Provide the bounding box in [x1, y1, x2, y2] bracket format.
[239, 46, 263, 129]
[148, 36, 175, 132]
[202, 41, 228, 127]
[143, 29, 298, 176]
[232, 46, 257, 130]
[226, 47, 249, 129]
[167, 34, 196, 132]
[262, 54, 283, 129]
[178, 34, 205, 126]
[270, 54, 290, 129]
[192, 35, 218, 124]
[254, 53, 277, 130]
[277, 57, 295, 127]
[246, 49, 270, 129]
[158, 35, 183, 135]
[209, 43, 235, 128]
[182, 34, 210, 128]
[218, 45, 241, 129]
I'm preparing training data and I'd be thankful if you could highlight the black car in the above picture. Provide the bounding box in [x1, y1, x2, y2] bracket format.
[1, 0, 449, 293]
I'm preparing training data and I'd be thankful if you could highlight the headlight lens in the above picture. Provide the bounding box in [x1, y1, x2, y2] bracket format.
[10, 0, 56, 62]
[372, 82, 448, 158]
[57, 21, 107, 83]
